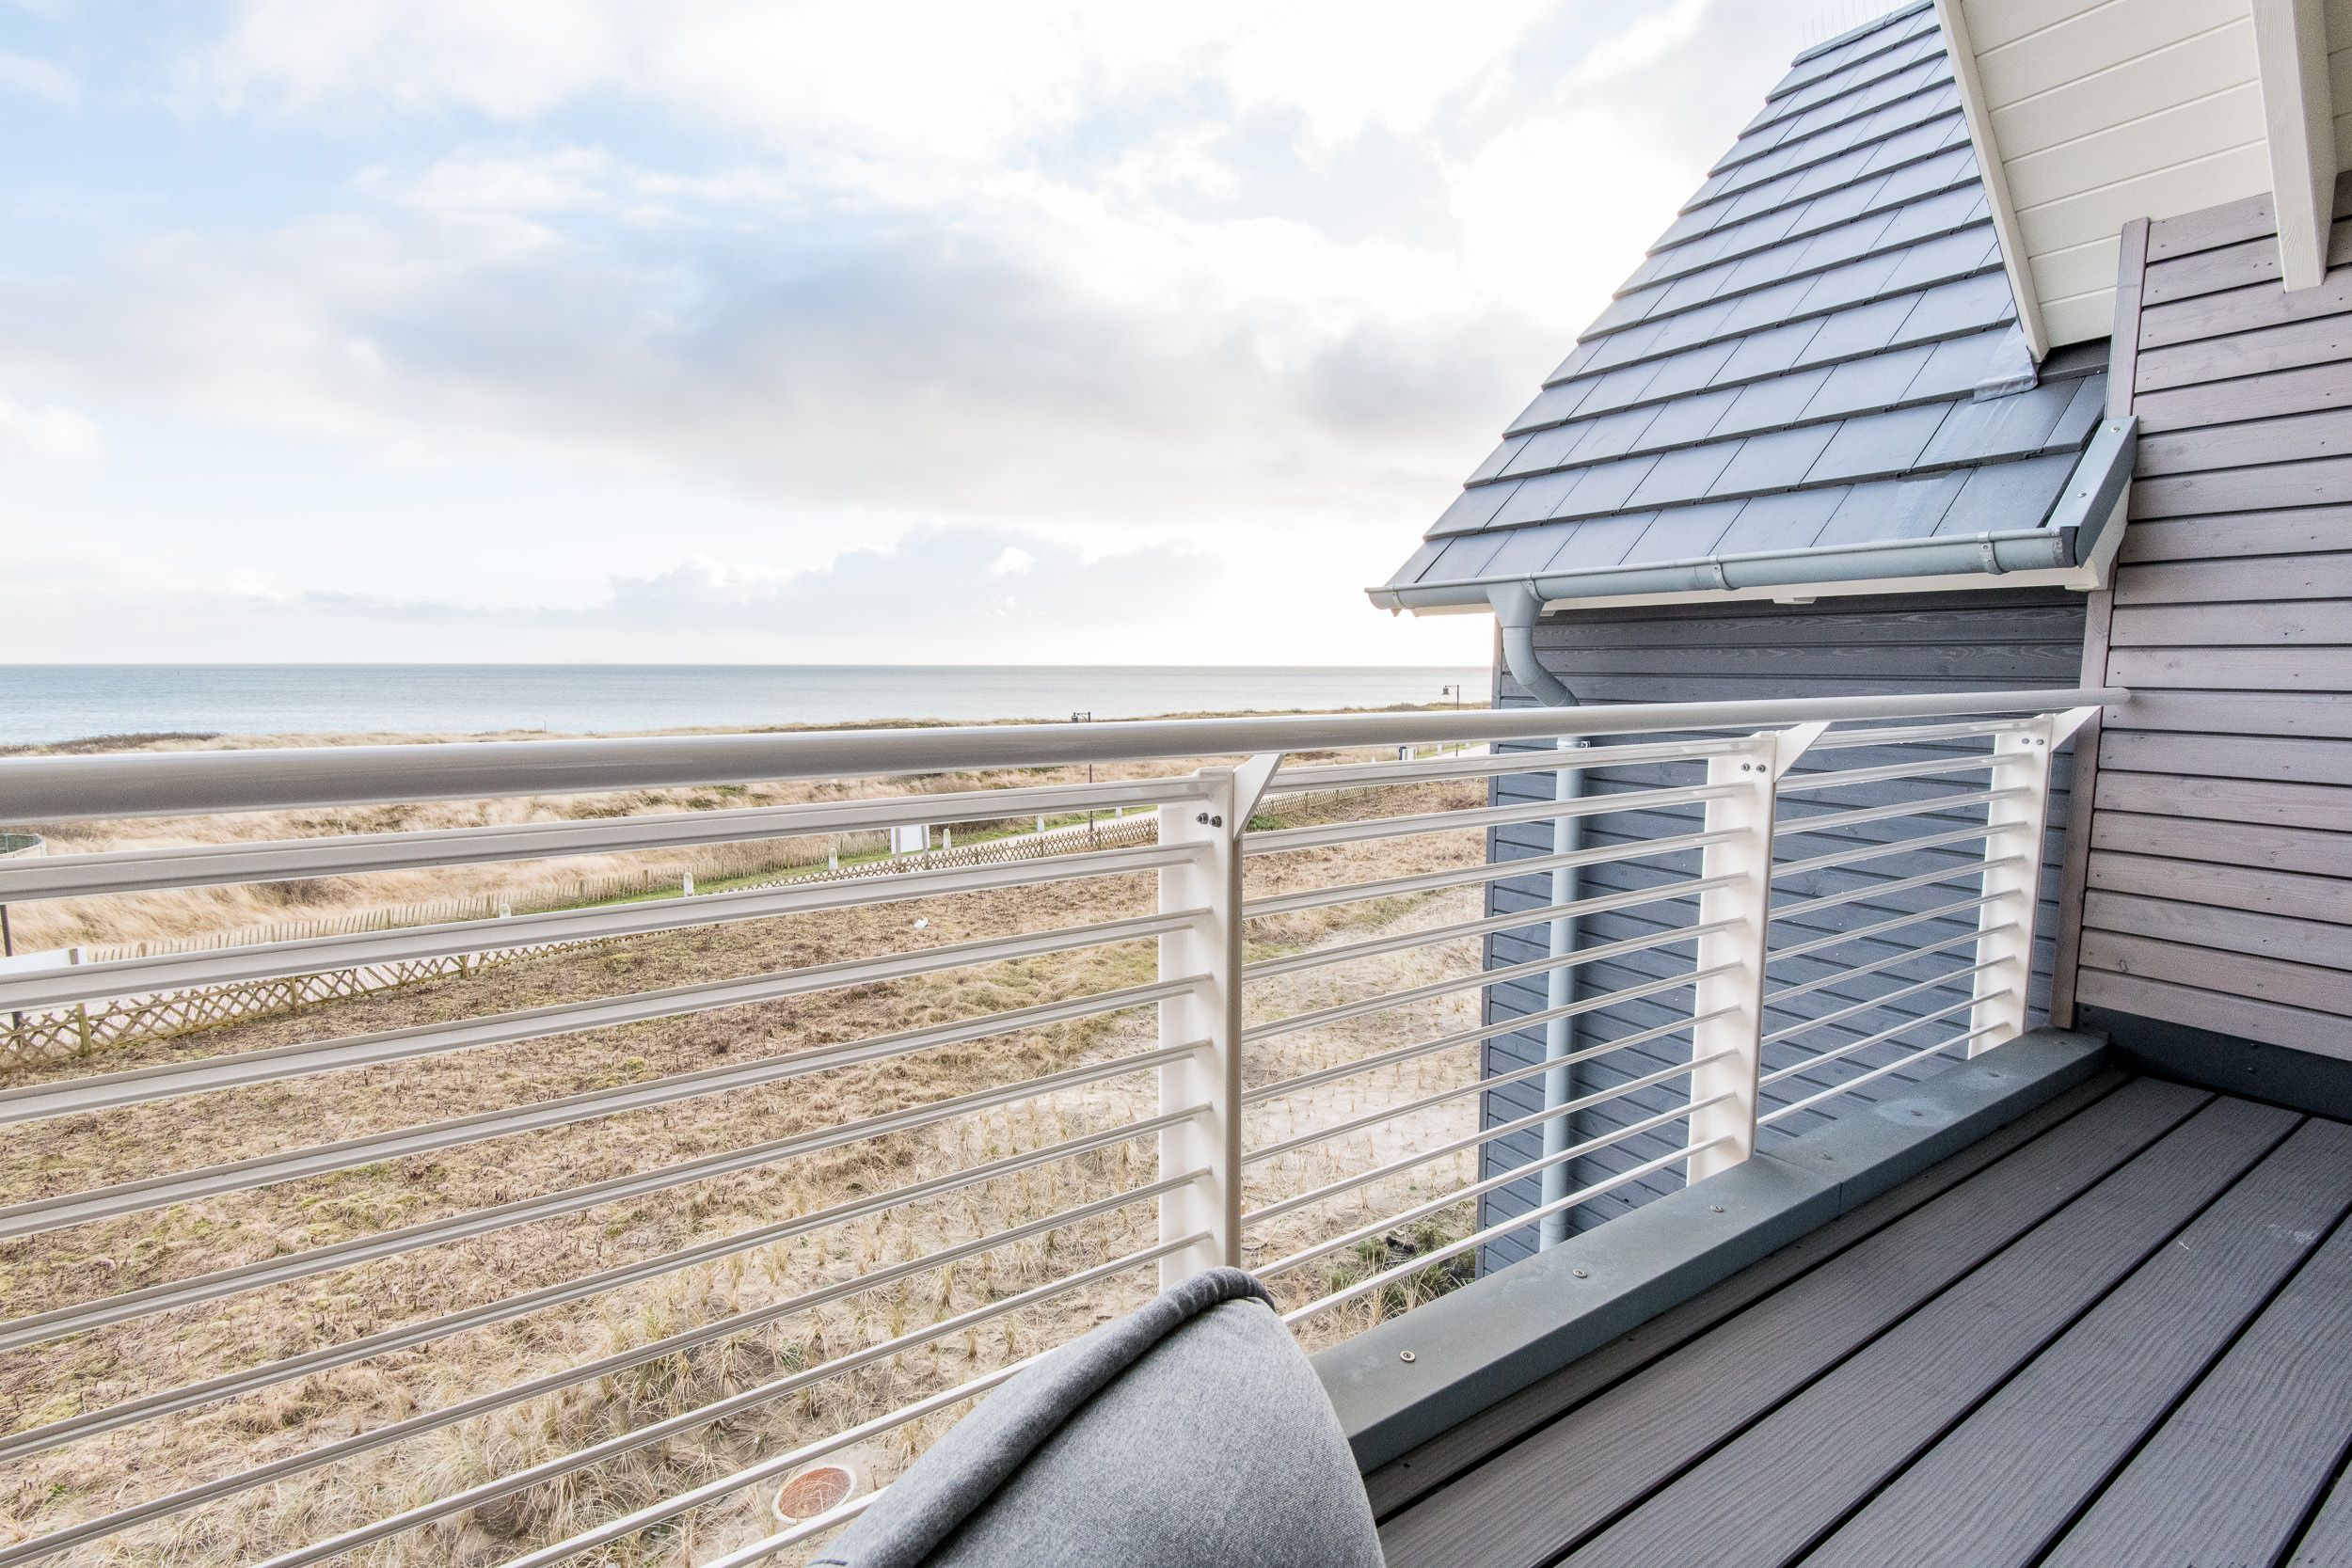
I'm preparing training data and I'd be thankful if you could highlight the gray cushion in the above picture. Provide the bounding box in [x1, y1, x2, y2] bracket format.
[817, 1268, 1383, 1567]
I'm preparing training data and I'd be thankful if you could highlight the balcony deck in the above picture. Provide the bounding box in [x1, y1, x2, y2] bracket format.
[1371, 1068, 2352, 1568]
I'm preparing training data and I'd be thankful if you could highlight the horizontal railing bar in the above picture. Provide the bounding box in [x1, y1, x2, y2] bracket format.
[0, 777, 1206, 904]
[1767, 890, 2002, 962]
[1244, 780, 1735, 858]
[1757, 1025, 2001, 1127]
[1776, 753, 2009, 795]
[32, 1229, 1191, 1568]
[1242, 990, 1731, 1227]
[1255, 1089, 1728, 1279]
[1763, 926, 2006, 1006]
[1242, 922, 1730, 1044]
[1773, 856, 2027, 924]
[0, 977, 1202, 1240]
[1240, 828, 1730, 918]
[0, 841, 1197, 1013]
[0, 1055, 1204, 1357]
[1759, 991, 1984, 1088]
[1243, 1003, 1733, 1107]
[1805, 717, 2037, 750]
[1279, 1135, 1725, 1326]
[0, 689, 2125, 822]
[1773, 787, 2022, 836]
[1260, 734, 1753, 793]
[0, 1156, 1202, 1469]
[1242, 876, 1737, 982]
[1761, 957, 2004, 1047]
[0, 910, 1202, 1125]
[701, 1492, 880, 1568]
[1771, 820, 2014, 879]
[1246, 1044, 1730, 1166]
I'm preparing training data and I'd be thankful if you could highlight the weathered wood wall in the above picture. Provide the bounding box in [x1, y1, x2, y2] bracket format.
[1479, 589, 2086, 1264]
[2063, 182, 2352, 1059]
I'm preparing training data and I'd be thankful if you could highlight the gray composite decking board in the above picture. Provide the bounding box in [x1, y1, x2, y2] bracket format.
[1557, 1095, 2303, 1568]
[1798, 1115, 2352, 1568]
[2039, 1194, 2352, 1568]
[2290, 1463, 2352, 1567]
[1376, 1076, 2210, 1568]
[1360, 1068, 2134, 1520]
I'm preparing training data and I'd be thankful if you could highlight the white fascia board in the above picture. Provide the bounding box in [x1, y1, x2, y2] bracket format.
[1932, 0, 2050, 358]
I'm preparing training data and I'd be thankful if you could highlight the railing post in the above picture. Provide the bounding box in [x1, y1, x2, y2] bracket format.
[1156, 768, 1244, 1288]
[1969, 706, 2099, 1053]
[1686, 722, 1822, 1182]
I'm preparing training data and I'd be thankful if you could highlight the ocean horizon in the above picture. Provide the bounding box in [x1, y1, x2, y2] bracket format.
[0, 663, 1491, 746]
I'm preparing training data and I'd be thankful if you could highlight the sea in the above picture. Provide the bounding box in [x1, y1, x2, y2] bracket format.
[0, 664, 1491, 745]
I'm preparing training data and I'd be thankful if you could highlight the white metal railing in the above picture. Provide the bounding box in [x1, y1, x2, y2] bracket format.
[0, 687, 2113, 1566]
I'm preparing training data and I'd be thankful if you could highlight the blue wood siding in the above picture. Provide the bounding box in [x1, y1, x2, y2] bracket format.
[1477, 589, 2087, 1267]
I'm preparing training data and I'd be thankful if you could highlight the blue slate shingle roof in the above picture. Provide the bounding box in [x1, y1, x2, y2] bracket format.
[1374, 1, 2122, 612]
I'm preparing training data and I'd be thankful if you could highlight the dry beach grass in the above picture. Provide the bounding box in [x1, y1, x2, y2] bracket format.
[0, 720, 1494, 1565]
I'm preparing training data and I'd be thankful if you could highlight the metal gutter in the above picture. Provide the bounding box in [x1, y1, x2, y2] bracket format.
[1370, 420, 2137, 615]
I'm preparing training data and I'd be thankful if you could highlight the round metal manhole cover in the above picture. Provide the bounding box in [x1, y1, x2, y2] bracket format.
[773, 1461, 863, 1523]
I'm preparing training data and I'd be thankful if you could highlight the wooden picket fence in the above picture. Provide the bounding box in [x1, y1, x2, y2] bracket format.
[1, 814, 1158, 1071]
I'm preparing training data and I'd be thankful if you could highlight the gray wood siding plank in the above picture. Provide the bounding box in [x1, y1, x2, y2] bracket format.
[2140, 273, 2352, 352]
[2090, 810, 2352, 876]
[2109, 598, 2352, 646]
[2122, 508, 2352, 563]
[2133, 356, 2352, 432]
[1376, 1078, 2212, 1568]
[2083, 890, 2352, 973]
[2145, 192, 2279, 261]
[2134, 313, 2352, 393]
[2130, 455, 2352, 519]
[2041, 1189, 2352, 1568]
[2098, 770, 2352, 841]
[2114, 552, 2352, 605]
[2135, 408, 2352, 473]
[1800, 1115, 2352, 1568]
[2079, 929, 2352, 1017]
[2100, 730, 2352, 787]
[2100, 689, 2352, 740]
[1561, 1096, 2303, 1568]
[2141, 235, 2283, 307]
[1364, 1071, 2133, 1521]
[2088, 850, 2352, 925]
[2073, 969, 2352, 1057]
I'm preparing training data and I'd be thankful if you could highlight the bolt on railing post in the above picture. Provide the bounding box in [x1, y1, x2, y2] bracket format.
[1156, 768, 1244, 1288]
[1687, 722, 1823, 1182]
[1969, 705, 2099, 1053]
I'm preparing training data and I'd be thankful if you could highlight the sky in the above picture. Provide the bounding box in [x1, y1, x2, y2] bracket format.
[1, 0, 1864, 665]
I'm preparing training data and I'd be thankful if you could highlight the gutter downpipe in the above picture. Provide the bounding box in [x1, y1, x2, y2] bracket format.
[1491, 585, 1588, 1251]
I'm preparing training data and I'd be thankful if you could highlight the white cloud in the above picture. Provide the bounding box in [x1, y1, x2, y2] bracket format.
[0, 49, 74, 103]
[0, 394, 101, 462]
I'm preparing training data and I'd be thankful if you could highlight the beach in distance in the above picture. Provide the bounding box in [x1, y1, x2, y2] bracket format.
[0, 663, 1490, 746]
